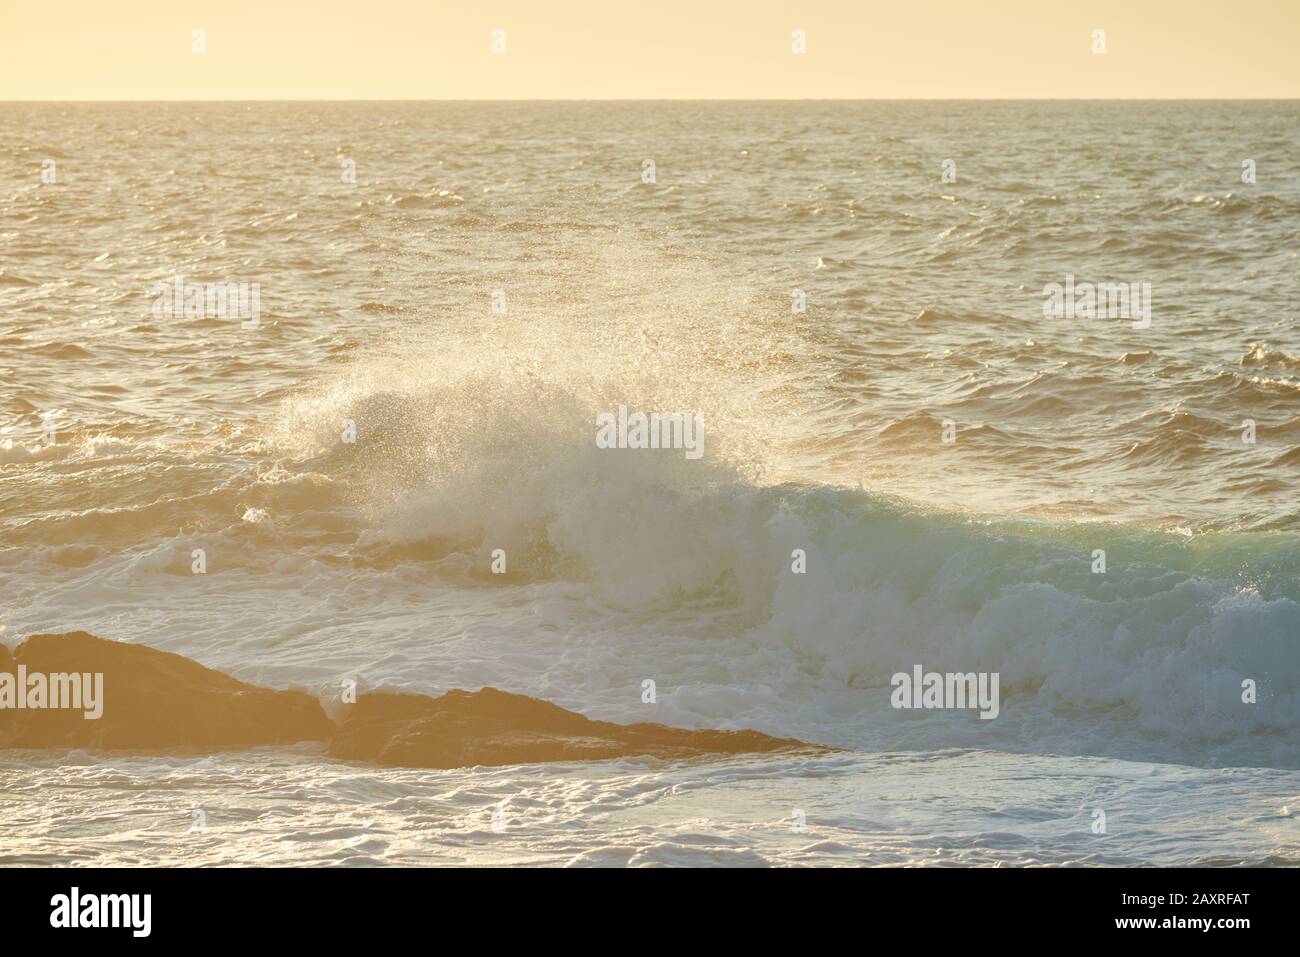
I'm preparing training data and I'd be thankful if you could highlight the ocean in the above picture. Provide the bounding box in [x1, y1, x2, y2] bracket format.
[1, 101, 1298, 865]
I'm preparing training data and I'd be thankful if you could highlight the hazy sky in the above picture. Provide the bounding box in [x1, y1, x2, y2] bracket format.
[3, 0, 1298, 100]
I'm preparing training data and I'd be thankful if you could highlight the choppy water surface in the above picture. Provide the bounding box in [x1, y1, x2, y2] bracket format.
[1, 102, 1298, 866]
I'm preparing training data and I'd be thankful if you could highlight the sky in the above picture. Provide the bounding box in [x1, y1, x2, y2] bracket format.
[2, 0, 1298, 100]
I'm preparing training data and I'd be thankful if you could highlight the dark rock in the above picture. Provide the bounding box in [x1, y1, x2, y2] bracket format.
[0, 633, 834, 768]
[0, 632, 333, 750]
[328, 687, 829, 768]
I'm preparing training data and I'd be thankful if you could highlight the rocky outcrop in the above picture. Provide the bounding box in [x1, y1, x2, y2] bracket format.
[0, 633, 830, 767]
[0, 632, 333, 750]
[328, 687, 825, 768]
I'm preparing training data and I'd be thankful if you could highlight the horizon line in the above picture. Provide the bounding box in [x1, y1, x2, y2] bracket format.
[4, 96, 1299, 104]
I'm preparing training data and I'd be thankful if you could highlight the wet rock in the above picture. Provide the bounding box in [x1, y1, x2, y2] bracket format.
[0, 632, 333, 750]
[328, 686, 828, 768]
